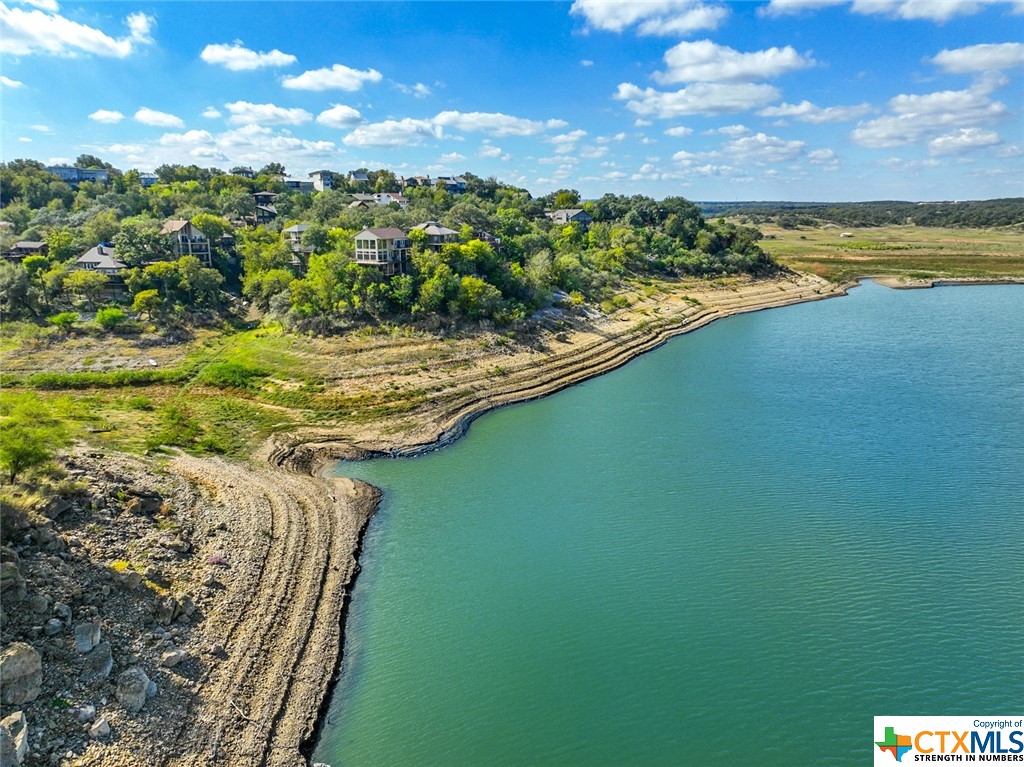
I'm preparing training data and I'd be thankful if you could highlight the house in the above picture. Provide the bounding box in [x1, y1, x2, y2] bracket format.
[139, 172, 159, 188]
[405, 175, 432, 188]
[436, 176, 467, 194]
[252, 192, 278, 226]
[309, 170, 334, 192]
[375, 192, 408, 209]
[73, 244, 127, 295]
[283, 177, 315, 193]
[160, 220, 212, 265]
[348, 171, 370, 185]
[546, 208, 593, 227]
[411, 221, 459, 251]
[353, 228, 410, 276]
[231, 166, 255, 179]
[282, 224, 313, 271]
[348, 199, 373, 210]
[47, 166, 110, 186]
[3, 241, 49, 261]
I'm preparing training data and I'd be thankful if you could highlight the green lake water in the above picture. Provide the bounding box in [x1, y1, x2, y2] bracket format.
[316, 281, 1024, 766]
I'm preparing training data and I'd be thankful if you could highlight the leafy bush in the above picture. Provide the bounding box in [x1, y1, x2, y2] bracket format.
[96, 307, 127, 330]
[196, 361, 268, 389]
[46, 312, 78, 331]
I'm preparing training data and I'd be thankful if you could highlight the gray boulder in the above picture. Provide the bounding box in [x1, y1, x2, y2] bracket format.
[159, 649, 188, 668]
[88, 715, 110, 740]
[74, 621, 101, 653]
[0, 710, 28, 767]
[43, 619, 63, 637]
[0, 644, 41, 705]
[81, 641, 113, 682]
[116, 667, 151, 713]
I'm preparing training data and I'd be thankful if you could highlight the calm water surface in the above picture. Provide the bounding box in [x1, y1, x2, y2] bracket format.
[316, 281, 1024, 766]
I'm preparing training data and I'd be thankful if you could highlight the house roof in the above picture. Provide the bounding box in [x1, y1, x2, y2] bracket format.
[309, 170, 333, 176]
[351, 193, 375, 201]
[160, 219, 190, 234]
[357, 227, 408, 239]
[14, 241, 46, 249]
[348, 200, 372, 208]
[253, 191, 277, 199]
[76, 245, 126, 271]
[349, 171, 370, 181]
[412, 221, 458, 236]
[283, 224, 311, 234]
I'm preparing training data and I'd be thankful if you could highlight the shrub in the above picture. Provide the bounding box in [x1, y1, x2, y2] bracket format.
[46, 311, 78, 332]
[96, 307, 127, 330]
[196, 361, 268, 390]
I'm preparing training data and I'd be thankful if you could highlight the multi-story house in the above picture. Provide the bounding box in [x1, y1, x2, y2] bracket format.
[411, 221, 460, 252]
[47, 166, 110, 186]
[545, 209, 593, 227]
[252, 192, 278, 226]
[353, 228, 410, 276]
[284, 177, 315, 193]
[309, 170, 334, 192]
[160, 220, 212, 265]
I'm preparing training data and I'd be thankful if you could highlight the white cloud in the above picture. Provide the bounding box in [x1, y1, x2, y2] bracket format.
[550, 129, 588, 154]
[664, 126, 694, 137]
[0, 5, 154, 57]
[654, 39, 814, 84]
[434, 110, 567, 136]
[580, 145, 610, 158]
[439, 151, 467, 162]
[705, 124, 751, 136]
[202, 107, 222, 119]
[615, 81, 779, 118]
[807, 148, 836, 162]
[570, 0, 729, 36]
[762, 0, 1018, 20]
[158, 129, 215, 147]
[282, 63, 382, 91]
[478, 143, 505, 158]
[724, 132, 806, 163]
[17, 136, 32, 142]
[343, 118, 442, 147]
[580, 59, 594, 67]
[1, 75, 24, 88]
[30, 124, 52, 133]
[931, 42, 1024, 73]
[150, 124, 336, 168]
[851, 78, 1008, 148]
[596, 132, 628, 143]
[89, 109, 124, 124]
[395, 81, 432, 98]
[225, 101, 312, 126]
[199, 41, 297, 71]
[758, 100, 872, 123]
[316, 104, 363, 128]
[928, 127, 1002, 155]
[135, 107, 185, 128]
[635, 118, 653, 127]
[16, 0, 60, 11]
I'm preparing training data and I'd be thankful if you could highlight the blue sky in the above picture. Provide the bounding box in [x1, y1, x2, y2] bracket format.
[2, 0, 1023, 201]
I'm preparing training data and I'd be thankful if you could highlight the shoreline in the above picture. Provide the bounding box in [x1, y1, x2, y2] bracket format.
[165, 273, 1022, 766]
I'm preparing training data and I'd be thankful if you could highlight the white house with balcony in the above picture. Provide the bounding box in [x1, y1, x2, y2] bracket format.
[353, 227, 410, 276]
[161, 220, 212, 265]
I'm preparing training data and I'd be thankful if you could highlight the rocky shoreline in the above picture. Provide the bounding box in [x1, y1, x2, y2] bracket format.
[7, 273, 1018, 766]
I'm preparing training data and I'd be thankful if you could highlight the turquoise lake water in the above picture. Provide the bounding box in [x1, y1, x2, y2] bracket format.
[316, 281, 1024, 766]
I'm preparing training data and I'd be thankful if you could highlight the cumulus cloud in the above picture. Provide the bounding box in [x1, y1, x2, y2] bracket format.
[89, 109, 124, 124]
[135, 107, 185, 128]
[654, 40, 814, 84]
[664, 126, 694, 137]
[478, 143, 505, 158]
[764, 0, 1022, 21]
[580, 59, 594, 67]
[200, 41, 297, 71]
[758, 99, 872, 123]
[225, 101, 312, 126]
[202, 107, 222, 119]
[550, 129, 588, 153]
[724, 132, 806, 163]
[150, 124, 336, 167]
[395, 81, 432, 98]
[343, 118, 442, 147]
[705, 124, 751, 136]
[615, 81, 779, 118]
[434, 110, 568, 136]
[931, 42, 1024, 73]
[316, 104, 363, 128]
[928, 127, 1002, 155]
[1, 75, 24, 87]
[282, 63, 382, 91]
[1, 5, 154, 57]
[851, 78, 1009, 148]
[570, 0, 729, 36]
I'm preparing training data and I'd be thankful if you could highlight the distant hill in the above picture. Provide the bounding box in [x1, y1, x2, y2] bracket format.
[696, 199, 1024, 229]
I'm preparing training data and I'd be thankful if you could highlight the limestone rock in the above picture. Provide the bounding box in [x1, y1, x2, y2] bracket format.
[75, 704, 96, 724]
[81, 641, 113, 682]
[116, 667, 151, 713]
[74, 622, 101, 653]
[43, 619, 63, 637]
[0, 710, 27, 767]
[88, 715, 110, 740]
[0, 643, 42, 705]
[159, 649, 187, 668]
[52, 602, 72, 623]
[26, 593, 50, 615]
[154, 596, 181, 626]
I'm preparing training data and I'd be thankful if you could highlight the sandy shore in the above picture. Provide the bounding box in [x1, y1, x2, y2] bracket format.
[165, 272, 1021, 766]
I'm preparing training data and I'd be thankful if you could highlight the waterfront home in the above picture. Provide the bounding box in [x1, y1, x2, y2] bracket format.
[546, 209, 593, 226]
[353, 227, 410, 276]
[230, 166, 255, 178]
[252, 192, 278, 226]
[411, 221, 459, 252]
[46, 166, 110, 186]
[309, 170, 334, 191]
[404, 175, 432, 188]
[349, 171, 370, 186]
[376, 192, 409, 209]
[284, 177, 315, 193]
[161, 219, 212, 265]
[139, 172, 159, 188]
[73, 244, 128, 296]
[3, 241, 48, 262]
[437, 175, 467, 194]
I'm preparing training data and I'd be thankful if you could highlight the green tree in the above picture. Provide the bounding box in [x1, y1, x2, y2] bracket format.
[0, 423, 54, 484]
[454, 276, 502, 319]
[45, 226, 77, 262]
[132, 288, 162, 319]
[95, 306, 127, 330]
[62, 270, 109, 307]
[46, 311, 79, 332]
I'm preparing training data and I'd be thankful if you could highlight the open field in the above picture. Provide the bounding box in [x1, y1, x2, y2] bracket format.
[756, 223, 1024, 283]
